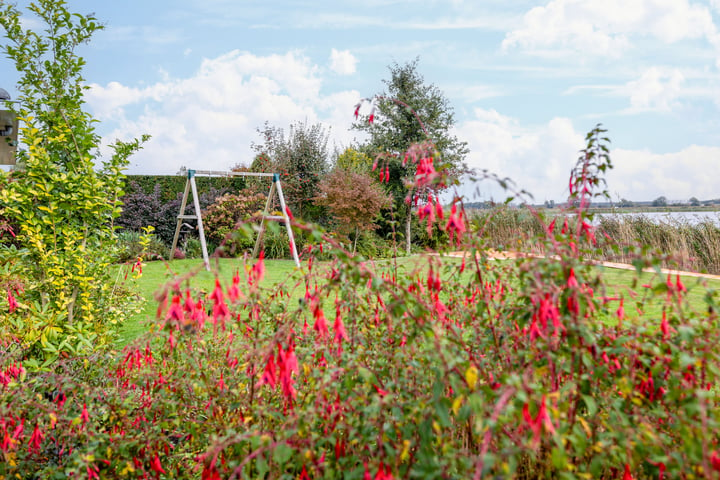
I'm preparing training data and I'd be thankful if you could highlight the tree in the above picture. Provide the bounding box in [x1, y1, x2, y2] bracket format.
[689, 196, 701, 207]
[251, 121, 330, 222]
[335, 147, 373, 173]
[315, 168, 391, 254]
[353, 58, 469, 254]
[652, 196, 668, 207]
[0, 0, 148, 361]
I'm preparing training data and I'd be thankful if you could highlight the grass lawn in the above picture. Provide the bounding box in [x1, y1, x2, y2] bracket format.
[117, 255, 720, 345]
[117, 257, 302, 344]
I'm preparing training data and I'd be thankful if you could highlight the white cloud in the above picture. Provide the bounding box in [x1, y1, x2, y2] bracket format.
[454, 108, 720, 202]
[455, 108, 582, 202]
[624, 67, 685, 111]
[608, 145, 720, 201]
[329, 49, 357, 75]
[87, 51, 361, 174]
[503, 0, 720, 57]
[564, 66, 687, 113]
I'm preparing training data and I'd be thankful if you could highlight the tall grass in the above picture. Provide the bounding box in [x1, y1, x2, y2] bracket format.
[470, 207, 720, 274]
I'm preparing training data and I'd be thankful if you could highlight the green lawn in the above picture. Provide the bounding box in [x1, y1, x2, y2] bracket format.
[118, 255, 720, 345]
[118, 257, 302, 344]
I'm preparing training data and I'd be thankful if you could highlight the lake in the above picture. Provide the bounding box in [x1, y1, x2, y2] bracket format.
[592, 211, 720, 226]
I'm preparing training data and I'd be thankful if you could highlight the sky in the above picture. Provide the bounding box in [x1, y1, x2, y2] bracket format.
[2, 0, 720, 204]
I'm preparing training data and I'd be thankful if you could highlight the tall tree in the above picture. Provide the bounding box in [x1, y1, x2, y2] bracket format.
[354, 58, 469, 254]
[251, 121, 330, 222]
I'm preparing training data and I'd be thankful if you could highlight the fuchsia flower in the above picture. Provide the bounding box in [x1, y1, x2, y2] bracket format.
[374, 463, 393, 480]
[580, 220, 596, 244]
[522, 395, 555, 446]
[227, 271, 243, 303]
[7, 289, 18, 314]
[258, 341, 299, 401]
[28, 424, 43, 454]
[373, 384, 389, 397]
[300, 465, 310, 480]
[150, 454, 166, 474]
[616, 298, 625, 323]
[710, 450, 720, 471]
[81, 403, 89, 425]
[675, 274, 687, 293]
[277, 342, 299, 400]
[251, 250, 266, 285]
[567, 268, 579, 289]
[166, 295, 185, 325]
[623, 463, 634, 480]
[660, 311, 675, 338]
[333, 304, 348, 345]
[258, 354, 277, 389]
[444, 203, 466, 245]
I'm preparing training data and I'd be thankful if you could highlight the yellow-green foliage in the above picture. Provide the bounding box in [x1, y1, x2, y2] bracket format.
[0, 1, 148, 365]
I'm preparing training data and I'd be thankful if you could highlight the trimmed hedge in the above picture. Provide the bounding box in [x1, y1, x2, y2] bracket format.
[117, 175, 250, 246]
[123, 174, 247, 202]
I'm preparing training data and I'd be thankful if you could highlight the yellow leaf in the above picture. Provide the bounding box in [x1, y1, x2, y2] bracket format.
[400, 440, 411, 462]
[465, 365, 478, 389]
[452, 395, 464, 415]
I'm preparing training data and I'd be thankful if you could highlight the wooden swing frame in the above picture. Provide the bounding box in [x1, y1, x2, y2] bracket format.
[169, 169, 300, 270]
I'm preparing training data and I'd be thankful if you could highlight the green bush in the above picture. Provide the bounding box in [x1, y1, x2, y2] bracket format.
[113, 230, 168, 264]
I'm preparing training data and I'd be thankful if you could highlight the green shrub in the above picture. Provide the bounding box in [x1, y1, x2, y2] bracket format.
[202, 188, 267, 254]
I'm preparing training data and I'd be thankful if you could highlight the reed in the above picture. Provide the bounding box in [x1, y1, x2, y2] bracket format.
[470, 207, 720, 274]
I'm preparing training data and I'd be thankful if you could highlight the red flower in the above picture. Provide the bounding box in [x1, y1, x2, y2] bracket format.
[660, 311, 675, 338]
[675, 274, 687, 293]
[277, 342, 299, 400]
[623, 463, 633, 480]
[166, 294, 185, 324]
[368, 113, 375, 124]
[150, 454, 166, 474]
[616, 298, 625, 323]
[258, 354, 277, 389]
[567, 268, 579, 289]
[313, 309, 329, 340]
[333, 306, 348, 345]
[87, 465, 100, 480]
[228, 271, 243, 303]
[353, 103, 361, 119]
[374, 462, 393, 480]
[201, 465, 221, 480]
[522, 395, 555, 446]
[373, 384, 388, 397]
[81, 403, 89, 425]
[28, 424, 43, 454]
[710, 450, 720, 471]
[7, 289, 18, 314]
[251, 251, 266, 285]
[300, 465, 310, 480]
[444, 204, 466, 245]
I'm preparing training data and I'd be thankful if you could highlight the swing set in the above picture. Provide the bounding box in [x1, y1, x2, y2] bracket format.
[169, 169, 300, 270]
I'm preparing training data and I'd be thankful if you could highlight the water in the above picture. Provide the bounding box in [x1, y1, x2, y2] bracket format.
[592, 211, 720, 226]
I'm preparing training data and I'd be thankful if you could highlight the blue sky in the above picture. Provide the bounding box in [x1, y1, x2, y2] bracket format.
[2, 0, 720, 203]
